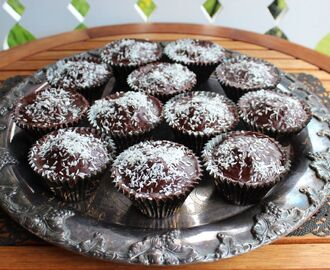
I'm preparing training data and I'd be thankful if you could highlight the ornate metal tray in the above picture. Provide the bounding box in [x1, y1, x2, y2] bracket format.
[0, 49, 330, 265]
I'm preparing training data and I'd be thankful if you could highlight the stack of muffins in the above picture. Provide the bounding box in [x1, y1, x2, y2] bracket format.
[12, 38, 312, 218]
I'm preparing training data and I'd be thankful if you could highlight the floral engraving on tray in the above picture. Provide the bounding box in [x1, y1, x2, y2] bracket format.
[215, 233, 252, 258]
[251, 202, 305, 243]
[127, 230, 202, 265]
[308, 149, 330, 183]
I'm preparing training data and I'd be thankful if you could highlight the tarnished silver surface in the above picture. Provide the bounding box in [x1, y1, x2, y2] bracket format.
[0, 50, 330, 265]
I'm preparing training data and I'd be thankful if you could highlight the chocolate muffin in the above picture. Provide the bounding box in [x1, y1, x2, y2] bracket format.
[127, 62, 197, 102]
[164, 39, 226, 82]
[216, 56, 280, 102]
[203, 131, 290, 205]
[87, 91, 163, 149]
[101, 39, 163, 82]
[238, 90, 312, 139]
[29, 127, 116, 202]
[46, 57, 111, 102]
[111, 140, 202, 218]
[164, 91, 239, 152]
[12, 85, 89, 135]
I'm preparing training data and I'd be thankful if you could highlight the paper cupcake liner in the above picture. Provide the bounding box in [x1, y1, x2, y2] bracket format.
[165, 58, 220, 84]
[202, 131, 291, 206]
[113, 153, 203, 218]
[28, 127, 116, 202]
[77, 82, 107, 103]
[171, 129, 212, 155]
[110, 129, 154, 152]
[45, 171, 104, 202]
[238, 98, 312, 141]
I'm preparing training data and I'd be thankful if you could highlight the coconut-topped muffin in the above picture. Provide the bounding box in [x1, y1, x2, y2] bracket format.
[46, 57, 111, 101]
[238, 90, 312, 138]
[12, 85, 89, 134]
[164, 39, 226, 65]
[164, 91, 238, 152]
[29, 127, 116, 201]
[112, 140, 201, 218]
[101, 39, 162, 67]
[216, 56, 280, 101]
[203, 131, 290, 205]
[127, 62, 197, 101]
[164, 39, 226, 82]
[87, 91, 163, 148]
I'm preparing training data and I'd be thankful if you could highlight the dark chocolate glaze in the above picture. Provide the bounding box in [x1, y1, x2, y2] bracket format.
[112, 140, 201, 197]
[101, 39, 163, 66]
[13, 84, 89, 129]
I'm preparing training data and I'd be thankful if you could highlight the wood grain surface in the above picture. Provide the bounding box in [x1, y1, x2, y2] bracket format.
[0, 24, 329, 270]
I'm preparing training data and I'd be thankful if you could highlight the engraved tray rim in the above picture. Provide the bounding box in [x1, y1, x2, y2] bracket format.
[0, 49, 330, 266]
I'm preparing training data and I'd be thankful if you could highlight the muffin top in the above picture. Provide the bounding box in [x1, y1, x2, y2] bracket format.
[101, 39, 163, 66]
[164, 39, 226, 64]
[216, 57, 280, 90]
[203, 131, 288, 183]
[13, 85, 89, 129]
[112, 140, 201, 198]
[127, 62, 197, 96]
[46, 58, 111, 90]
[238, 90, 311, 131]
[164, 91, 238, 135]
[29, 128, 116, 182]
[87, 91, 163, 135]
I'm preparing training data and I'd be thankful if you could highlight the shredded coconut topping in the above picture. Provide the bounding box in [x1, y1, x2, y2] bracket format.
[30, 129, 113, 181]
[164, 39, 225, 64]
[88, 91, 162, 134]
[16, 87, 86, 127]
[238, 90, 309, 130]
[46, 59, 110, 90]
[112, 140, 200, 197]
[164, 91, 237, 134]
[216, 57, 279, 89]
[127, 63, 196, 95]
[101, 39, 162, 66]
[204, 133, 286, 183]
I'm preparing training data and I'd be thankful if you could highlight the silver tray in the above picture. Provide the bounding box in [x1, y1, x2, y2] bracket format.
[0, 49, 330, 265]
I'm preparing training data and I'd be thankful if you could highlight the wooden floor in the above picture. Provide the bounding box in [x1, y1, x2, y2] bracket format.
[0, 29, 330, 269]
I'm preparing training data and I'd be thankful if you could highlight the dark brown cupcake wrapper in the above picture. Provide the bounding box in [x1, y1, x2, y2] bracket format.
[112, 141, 203, 218]
[114, 174, 201, 218]
[171, 129, 213, 155]
[238, 95, 312, 140]
[164, 58, 221, 83]
[202, 131, 291, 205]
[45, 171, 104, 202]
[28, 127, 116, 202]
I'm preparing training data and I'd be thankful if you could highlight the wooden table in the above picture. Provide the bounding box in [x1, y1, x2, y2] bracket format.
[0, 24, 330, 270]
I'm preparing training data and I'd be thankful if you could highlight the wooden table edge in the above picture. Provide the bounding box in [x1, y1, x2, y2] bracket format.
[0, 23, 329, 72]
